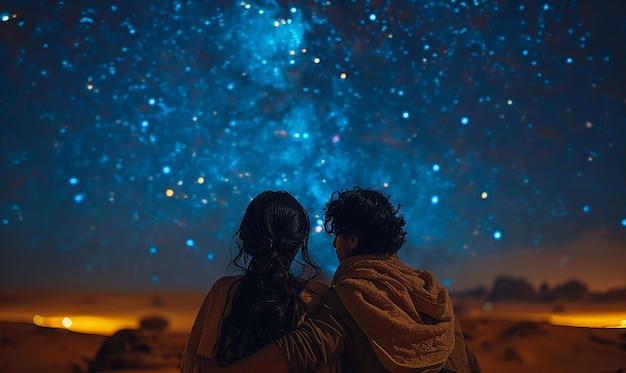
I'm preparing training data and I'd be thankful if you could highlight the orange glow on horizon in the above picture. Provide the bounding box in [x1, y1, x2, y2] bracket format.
[32, 314, 139, 335]
[26, 311, 625, 337]
[548, 312, 626, 329]
[469, 303, 626, 329]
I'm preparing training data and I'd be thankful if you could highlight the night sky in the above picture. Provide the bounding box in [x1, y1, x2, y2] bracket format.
[1, 0, 625, 293]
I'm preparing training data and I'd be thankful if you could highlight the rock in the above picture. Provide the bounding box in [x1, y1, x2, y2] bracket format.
[489, 276, 535, 301]
[598, 288, 626, 302]
[140, 316, 169, 332]
[89, 315, 180, 372]
[548, 280, 589, 301]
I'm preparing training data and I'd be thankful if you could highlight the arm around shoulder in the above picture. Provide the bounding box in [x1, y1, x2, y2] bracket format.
[206, 343, 290, 373]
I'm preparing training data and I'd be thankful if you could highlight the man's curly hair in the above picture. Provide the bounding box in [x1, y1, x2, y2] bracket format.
[323, 187, 407, 255]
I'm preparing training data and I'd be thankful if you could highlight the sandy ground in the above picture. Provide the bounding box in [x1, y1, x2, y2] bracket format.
[0, 292, 624, 373]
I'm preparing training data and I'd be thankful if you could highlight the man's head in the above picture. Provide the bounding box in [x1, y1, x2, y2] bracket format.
[323, 187, 407, 259]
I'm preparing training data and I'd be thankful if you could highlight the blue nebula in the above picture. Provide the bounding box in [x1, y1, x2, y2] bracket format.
[0, 0, 624, 291]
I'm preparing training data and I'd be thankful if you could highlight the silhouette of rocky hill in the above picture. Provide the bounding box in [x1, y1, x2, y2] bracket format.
[453, 276, 626, 302]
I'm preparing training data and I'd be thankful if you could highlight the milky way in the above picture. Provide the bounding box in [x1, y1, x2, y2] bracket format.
[1, 0, 624, 290]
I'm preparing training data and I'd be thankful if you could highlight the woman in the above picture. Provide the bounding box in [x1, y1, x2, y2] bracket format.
[181, 190, 331, 373]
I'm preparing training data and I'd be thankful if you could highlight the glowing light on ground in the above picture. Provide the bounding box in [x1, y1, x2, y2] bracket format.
[471, 303, 626, 329]
[32, 315, 139, 335]
[549, 312, 626, 329]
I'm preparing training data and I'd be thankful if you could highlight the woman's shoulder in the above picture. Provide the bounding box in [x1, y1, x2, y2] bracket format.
[212, 275, 243, 289]
[202, 275, 243, 310]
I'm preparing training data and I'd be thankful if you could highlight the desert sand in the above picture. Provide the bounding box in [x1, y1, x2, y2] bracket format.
[0, 291, 625, 373]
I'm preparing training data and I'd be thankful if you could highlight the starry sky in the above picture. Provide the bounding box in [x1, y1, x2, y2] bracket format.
[1, 0, 625, 293]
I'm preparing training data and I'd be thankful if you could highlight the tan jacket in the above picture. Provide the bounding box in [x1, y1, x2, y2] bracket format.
[181, 275, 332, 373]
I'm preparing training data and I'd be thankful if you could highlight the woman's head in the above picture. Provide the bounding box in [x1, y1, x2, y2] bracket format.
[235, 190, 311, 268]
[216, 191, 318, 364]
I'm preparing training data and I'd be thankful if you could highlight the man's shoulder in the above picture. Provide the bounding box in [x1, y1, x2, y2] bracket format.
[301, 280, 330, 311]
[318, 286, 347, 310]
[303, 279, 330, 294]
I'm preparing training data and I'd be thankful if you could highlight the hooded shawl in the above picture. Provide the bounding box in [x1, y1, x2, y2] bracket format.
[331, 254, 455, 372]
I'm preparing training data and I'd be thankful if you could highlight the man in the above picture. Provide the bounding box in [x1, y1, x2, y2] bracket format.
[209, 187, 481, 373]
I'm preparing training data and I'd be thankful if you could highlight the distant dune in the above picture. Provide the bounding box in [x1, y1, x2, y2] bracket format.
[0, 276, 624, 372]
[1, 314, 625, 373]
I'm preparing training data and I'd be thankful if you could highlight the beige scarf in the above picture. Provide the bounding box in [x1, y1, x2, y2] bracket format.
[332, 254, 455, 372]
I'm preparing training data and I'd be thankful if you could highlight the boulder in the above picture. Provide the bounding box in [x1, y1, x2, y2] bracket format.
[489, 276, 535, 301]
[89, 315, 180, 372]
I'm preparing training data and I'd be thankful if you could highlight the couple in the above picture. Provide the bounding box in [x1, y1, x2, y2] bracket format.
[181, 187, 481, 373]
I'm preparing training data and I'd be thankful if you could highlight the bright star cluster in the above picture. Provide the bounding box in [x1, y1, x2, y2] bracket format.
[0, 0, 624, 291]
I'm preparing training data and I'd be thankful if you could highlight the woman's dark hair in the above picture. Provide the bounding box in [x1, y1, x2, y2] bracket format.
[324, 186, 407, 256]
[215, 191, 319, 365]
